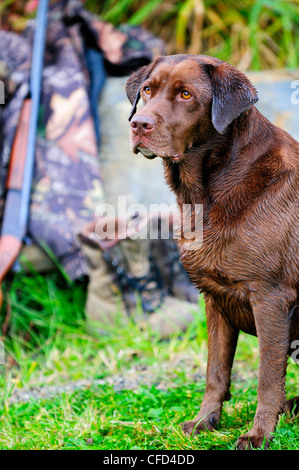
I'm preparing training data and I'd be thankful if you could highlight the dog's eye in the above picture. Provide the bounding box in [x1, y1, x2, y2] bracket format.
[181, 90, 192, 100]
[144, 86, 151, 95]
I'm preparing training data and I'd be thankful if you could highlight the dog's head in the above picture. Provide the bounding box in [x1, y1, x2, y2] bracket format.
[126, 54, 258, 162]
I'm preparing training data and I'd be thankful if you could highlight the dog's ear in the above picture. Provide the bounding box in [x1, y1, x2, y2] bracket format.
[126, 64, 151, 106]
[205, 63, 258, 134]
[126, 57, 164, 121]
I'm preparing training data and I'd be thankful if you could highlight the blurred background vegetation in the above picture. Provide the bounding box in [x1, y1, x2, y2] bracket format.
[1, 1, 299, 70]
[92, 0, 299, 70]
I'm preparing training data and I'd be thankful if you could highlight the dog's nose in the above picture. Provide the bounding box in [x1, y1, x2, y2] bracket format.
[130, 115, 155, 134]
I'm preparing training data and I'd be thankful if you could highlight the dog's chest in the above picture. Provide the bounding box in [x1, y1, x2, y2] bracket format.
[179, 229, 257, 335]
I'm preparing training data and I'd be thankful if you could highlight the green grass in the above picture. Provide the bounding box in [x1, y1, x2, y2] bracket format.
[0, 268, 298, 450]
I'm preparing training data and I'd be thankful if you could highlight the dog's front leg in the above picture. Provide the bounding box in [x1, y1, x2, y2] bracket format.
[236, 291, 293, 450]
[181, 296, 239, 435]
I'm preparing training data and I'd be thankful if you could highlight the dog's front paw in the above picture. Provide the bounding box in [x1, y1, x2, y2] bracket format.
[181, 420, 202, 436]
[181, 413, 218, 436]
[236, 432, 271, 450]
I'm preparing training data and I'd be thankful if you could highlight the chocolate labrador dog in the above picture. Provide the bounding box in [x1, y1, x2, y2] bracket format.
[126, 54, 299, 449]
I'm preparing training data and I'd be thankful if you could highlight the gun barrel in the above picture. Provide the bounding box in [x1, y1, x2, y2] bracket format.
[19, 0, 49, 233]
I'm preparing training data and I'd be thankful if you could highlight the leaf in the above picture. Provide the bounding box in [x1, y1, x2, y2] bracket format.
[128, 0, 164, 25]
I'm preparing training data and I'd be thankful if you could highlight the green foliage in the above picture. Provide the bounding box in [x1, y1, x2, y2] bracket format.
[0, 0, 37, 31]
[88, 0, 299, 70]
[1, 1, 299, 69]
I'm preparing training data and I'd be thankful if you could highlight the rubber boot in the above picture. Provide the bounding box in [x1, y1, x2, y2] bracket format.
[150, 215, 199, 304]
[80, 237, 129, 331]
[79, 214, 198, 338]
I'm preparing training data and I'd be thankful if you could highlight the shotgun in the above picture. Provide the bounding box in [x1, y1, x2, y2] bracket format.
[0, 0, 49, 307]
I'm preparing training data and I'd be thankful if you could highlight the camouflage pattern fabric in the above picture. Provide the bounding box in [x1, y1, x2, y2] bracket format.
[0, 31, 31, 216]
[0, 0, 165, 279]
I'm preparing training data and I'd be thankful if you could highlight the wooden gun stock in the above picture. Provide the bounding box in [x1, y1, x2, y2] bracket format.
[0, 99, 31, 305]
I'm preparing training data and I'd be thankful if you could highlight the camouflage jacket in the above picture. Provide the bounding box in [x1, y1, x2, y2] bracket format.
[0, 0, 165, 279]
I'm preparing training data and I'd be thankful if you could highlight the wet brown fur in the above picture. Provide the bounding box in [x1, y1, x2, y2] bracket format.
[126, 55, 299, 449]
